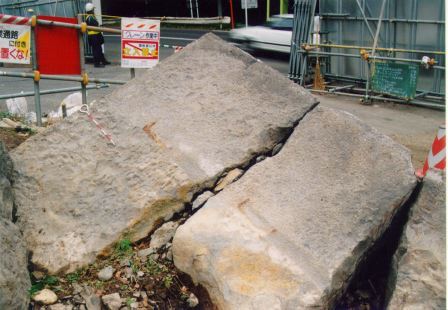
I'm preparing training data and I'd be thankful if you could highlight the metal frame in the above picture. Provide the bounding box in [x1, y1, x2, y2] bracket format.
[289, 0, 445, 108]
[0, 14, 126, 126]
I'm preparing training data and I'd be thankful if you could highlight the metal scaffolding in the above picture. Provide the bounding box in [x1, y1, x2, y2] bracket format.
[288, 0, 446, 108]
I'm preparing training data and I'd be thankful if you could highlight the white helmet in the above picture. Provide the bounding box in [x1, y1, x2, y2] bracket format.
[85, 3, 95, 12]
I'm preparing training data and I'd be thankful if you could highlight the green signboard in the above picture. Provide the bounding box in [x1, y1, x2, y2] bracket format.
[371, 62, 419, 100]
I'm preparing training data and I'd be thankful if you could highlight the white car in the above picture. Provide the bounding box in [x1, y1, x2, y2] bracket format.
[228, 14, 293, 54]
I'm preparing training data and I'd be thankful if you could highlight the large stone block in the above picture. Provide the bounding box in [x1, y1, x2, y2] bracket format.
[0, 142, 14, 220]
[0, 218, 31, 310]
[388, 169, 446, 309]
[11, 33, 317, 273]
[173, 107, 417, 309]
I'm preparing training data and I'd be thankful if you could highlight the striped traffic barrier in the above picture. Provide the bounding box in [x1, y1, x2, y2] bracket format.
[0, 14, 31, 25]
[416, 125, 445, 178]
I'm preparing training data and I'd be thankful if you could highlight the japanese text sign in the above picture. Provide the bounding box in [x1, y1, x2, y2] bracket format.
[121, 18, 160, 68]
[0, 23, 30, 64]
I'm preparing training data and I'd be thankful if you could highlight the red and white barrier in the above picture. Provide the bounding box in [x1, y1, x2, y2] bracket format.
[416, 125, 445, 178]
[0, 14, 31, 25]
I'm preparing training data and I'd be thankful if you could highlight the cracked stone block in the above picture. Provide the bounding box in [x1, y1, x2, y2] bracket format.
[0, 143, 14, 221]
[11, 33, 317, 273]
[173, 107, 417, 309]
[0, 218, 31, 310]
[388, 169, 446, 309]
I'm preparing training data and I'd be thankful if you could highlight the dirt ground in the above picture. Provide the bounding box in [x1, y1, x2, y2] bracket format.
[316, 94, 445, 169]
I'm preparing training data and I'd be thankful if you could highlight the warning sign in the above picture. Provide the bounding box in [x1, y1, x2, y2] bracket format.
[0, 23, 31, 64]
[121, 18, 160, 68]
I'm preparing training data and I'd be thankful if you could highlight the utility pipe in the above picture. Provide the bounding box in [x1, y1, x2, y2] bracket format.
[298, 50, 445, 69]
[0, 84, 109, 100]
[310, 89, 445, 110]
[320, 15, 445, 24]
[0, 71, 127, 84]
[307, 43, 446, 55]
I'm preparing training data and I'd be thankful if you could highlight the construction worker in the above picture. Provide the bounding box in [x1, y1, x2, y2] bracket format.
[85, 3, 110, 67]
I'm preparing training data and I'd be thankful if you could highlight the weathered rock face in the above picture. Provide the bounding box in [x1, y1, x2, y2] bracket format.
[388, 170, 446, 309]
[0, 142, 14, 220]
[11, 33, 317, 274]
[0, 218, 31, 310]
[173, 107, 417, 309]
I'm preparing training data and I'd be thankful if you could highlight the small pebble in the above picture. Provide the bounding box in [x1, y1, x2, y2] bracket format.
[187, 293, 199, 308]
[32, 288, 58, 305]
[97, 266, 114, 281]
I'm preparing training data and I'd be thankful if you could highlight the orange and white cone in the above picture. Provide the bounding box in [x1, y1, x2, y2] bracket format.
[416, 125, 445, 178]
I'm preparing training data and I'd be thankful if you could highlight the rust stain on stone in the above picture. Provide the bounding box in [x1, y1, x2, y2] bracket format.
[143, 122, 165, 148]
[237, 198, 250, 210]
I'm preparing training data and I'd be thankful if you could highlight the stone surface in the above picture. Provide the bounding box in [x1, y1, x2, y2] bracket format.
[187, 293, 199, 308]
[191, 191, 214, 211]
[0, 218, 30, 310]
[80, 286, 101, 310]
[137, 248, 154, 258]
[12, 33, 317, 274]
[150, 221, 179, 251]
[214, 168, 244, 192]
[98, 266, 114, 281]
[49, 303, 73, 310]
[32, 288, 58, 305]
[388, 169, 446, 309]
[173, 107, 417, 309]
[102, 292, 122, 310]
[0, 143, 13, 220]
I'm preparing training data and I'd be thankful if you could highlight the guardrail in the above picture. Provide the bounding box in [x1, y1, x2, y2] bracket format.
[0, 13, 126, 126]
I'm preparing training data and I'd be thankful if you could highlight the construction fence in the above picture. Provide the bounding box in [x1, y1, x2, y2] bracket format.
[289, 0, 445, 109]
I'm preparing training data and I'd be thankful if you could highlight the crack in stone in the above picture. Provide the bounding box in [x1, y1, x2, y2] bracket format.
[182, 100, 320, 216]
[333, 180, 422, 309]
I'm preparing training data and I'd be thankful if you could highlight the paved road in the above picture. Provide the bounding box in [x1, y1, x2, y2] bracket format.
[0, 28, 290, 114]
[104, 28, 289, 74]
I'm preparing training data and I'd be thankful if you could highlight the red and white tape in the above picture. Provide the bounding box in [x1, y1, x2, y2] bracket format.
[0, 14, 31, 25]
[161, 44, 184, 52]
[80, 105, 116, 146]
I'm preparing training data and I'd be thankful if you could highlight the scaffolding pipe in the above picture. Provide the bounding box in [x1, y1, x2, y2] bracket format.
[310, 89, 445, 110]
[36, 17, 121, 34]
[0, 84, 110, 100]
[354, 0, 375, 40]
[307, 43, 446, 55]
[298, 50, 445, 70]
[320, 15, 445, 24]
[0, 71, 127, 84]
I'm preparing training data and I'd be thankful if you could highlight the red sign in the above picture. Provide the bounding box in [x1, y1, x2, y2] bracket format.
[35, 16, 80, 75]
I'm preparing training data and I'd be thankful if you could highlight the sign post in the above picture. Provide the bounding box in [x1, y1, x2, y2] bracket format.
[121, 17, 160, 69]
[241, 0, 257, 27]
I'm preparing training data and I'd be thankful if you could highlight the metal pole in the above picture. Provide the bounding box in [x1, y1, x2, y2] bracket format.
[0, 71, 128, 84]
[372, 0, 387, 55]
[266, 0, 270, 20]
[365, 0, 387, 102]
[77, 15, 87, 107]
[0, 84, 110, 100]
[244, 0, 248, 27]
[31, 19, 42, 127]
[130, 68, 136, 79]
[195, 0, 199, 18]
[355, 0, 375, 40]
[308, 43, 446, 55]
[189, 0, 193, 18]
[310, 89, 445, 110]
[217, 0, 222, 16]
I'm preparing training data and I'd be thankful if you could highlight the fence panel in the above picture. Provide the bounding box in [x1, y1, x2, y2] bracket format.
[318, 0, 445, 98]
